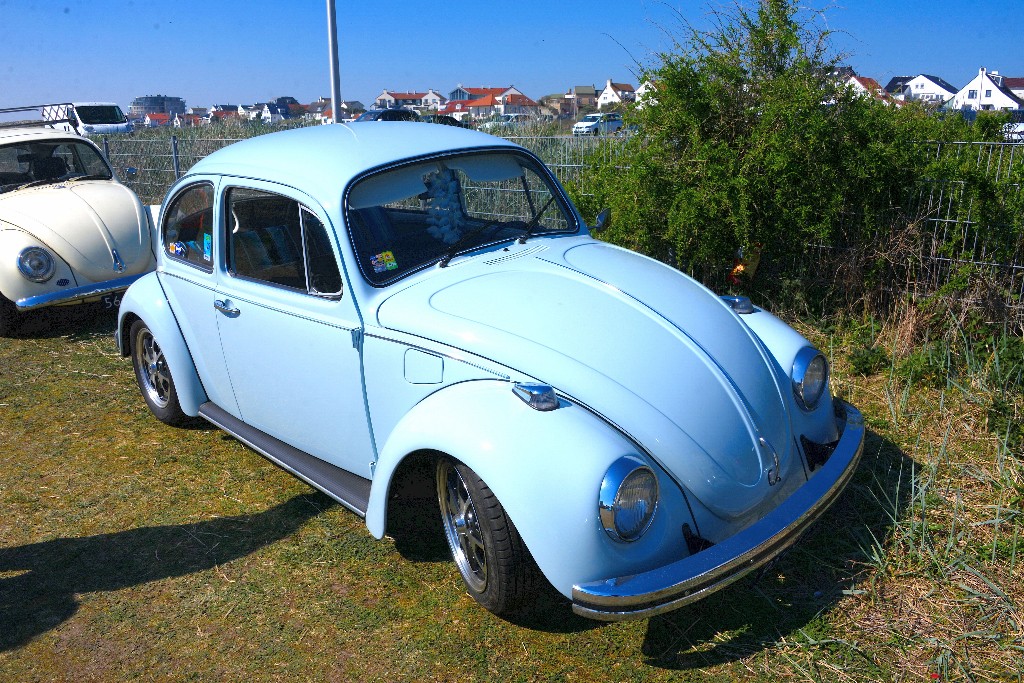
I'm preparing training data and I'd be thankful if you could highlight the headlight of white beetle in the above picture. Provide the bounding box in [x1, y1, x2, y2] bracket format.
[17, 247, 56, 283]
[599, 456, 659, 542]
[792, 347, 829, 411]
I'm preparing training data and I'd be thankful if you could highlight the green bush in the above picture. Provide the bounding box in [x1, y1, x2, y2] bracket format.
[569, 0, 1012, 306]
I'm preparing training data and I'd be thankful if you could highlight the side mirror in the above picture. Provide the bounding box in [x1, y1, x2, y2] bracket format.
[591, 208, 611, 233]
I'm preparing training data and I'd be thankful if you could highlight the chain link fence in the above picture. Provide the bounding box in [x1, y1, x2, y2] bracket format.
[102, 130, 1023, 310]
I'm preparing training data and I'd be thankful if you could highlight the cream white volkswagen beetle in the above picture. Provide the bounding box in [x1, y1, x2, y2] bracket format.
[116, 124, 864, 621]
[0, 127, 154, 334]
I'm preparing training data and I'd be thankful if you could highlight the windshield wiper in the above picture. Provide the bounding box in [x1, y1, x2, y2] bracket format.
[515, 195, 556, 245]
[66, 173, 111, 182]
[437, 219, 501, 268]
[10, 177, 63, 192]
[436, 195, 558, 268]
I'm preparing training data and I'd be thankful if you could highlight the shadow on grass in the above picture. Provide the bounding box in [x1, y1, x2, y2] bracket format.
[7, 301, 119, 341]
[639, 429, 913, 670]
[0, 492, 335, 651]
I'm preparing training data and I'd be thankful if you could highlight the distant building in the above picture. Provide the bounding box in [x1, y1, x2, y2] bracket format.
[143, 112, 171, 127]
[845, 76, 900, 105]
[437, 88, 539, 121]
[883, 75, 957, 104]
[635, 81, 657, 109]
[948, 67, 1024, 111]
[130, 95, 186, 118]
[308, 98, 364, 123]
[561, 85, 597, 116]
[374, 89, 446, 112]
[597, 79, 635, 109]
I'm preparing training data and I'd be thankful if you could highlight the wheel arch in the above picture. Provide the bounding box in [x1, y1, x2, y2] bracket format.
[364, 379, 683, 598]
[117, 273, 207, 416]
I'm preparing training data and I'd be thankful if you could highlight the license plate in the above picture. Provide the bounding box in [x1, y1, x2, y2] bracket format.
[101, 292, 123, 309]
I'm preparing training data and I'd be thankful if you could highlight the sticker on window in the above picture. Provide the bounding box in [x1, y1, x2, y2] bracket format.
[203, 233, 212, 261]
[371, 251, 398, 273]
[169, 241, 188, 258]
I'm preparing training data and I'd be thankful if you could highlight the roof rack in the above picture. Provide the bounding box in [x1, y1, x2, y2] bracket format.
[0, 103, 76, 131]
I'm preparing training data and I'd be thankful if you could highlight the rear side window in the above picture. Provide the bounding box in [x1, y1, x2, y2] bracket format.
[226, 187, 342, 297]
[163, 183, 215, 272]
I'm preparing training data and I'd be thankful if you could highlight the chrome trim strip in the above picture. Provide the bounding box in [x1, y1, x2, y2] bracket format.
[14, 273, 146, 310]
[571, 401, 865, 621]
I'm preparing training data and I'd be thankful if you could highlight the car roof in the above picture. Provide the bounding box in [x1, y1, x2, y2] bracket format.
[0, 127, 88, 145]
[186, 122, 520, 201]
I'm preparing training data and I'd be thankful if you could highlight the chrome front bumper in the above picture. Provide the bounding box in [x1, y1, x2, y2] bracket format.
[14, 273, 147, 311]
[572, 400, 866, 621]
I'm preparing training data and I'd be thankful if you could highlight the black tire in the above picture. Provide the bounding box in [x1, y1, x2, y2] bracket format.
[0, 293, 19, 337]
[130, 319, 188, 426]
[436, 458, 541, 616]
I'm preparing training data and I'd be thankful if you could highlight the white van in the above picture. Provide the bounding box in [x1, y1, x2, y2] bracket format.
[42, 102, 133, 136]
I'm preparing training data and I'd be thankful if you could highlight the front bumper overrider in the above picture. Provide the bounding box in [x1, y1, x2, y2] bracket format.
[572, 400, 866, 621]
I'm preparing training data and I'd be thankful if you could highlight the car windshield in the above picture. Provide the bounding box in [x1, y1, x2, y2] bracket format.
[345, 150, 577, 285]
[582, 115, 601, 122]
[75, 105, 128, 125]
[0, 139, 112, 192]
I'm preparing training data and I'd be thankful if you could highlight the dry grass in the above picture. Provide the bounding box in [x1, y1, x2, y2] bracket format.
[1, 305, 1021, 682]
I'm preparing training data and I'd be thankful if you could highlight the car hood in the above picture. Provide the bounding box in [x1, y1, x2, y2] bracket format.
[375, 239, 798, 520]
[0, 181, 152, 282]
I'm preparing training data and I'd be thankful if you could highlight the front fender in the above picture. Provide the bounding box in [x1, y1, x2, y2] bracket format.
[0, 226, 79, 306]
[366, 380, 695, 598]
[117, 272, 207, 416]
[740, 308, 839, 444]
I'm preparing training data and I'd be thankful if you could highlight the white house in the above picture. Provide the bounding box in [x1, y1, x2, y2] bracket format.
[1003, 77, 1024, 101]
[948, 67, 1024, 111]
[374, 89, 447, 112]
[597, 79, 635, 109]
[883, 74, 957, 104]
[634, 81, 657, 108]
[845, 76, 900, 105]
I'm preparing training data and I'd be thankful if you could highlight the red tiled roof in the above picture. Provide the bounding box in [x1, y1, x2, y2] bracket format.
[464, 87, 507, 97]
[504, 93, 538, 107]
[438, 98, 499, 114]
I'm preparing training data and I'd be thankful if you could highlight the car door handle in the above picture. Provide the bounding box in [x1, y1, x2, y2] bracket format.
[213, 299, 240, 316]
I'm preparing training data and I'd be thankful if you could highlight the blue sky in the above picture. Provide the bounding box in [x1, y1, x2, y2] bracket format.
[1, 1, 1021, 111]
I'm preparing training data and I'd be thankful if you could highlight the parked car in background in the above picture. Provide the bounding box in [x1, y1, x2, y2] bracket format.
[116, 123, 864, 621]
[44, 102, 134, 136]
[421, 114, 468, 128]
[573, 112, 624, 136]
[0, 127, 154, 335]
[479, 113, 532, 132]
[354, 108, 419, 122]
[0, 102, 134, 137]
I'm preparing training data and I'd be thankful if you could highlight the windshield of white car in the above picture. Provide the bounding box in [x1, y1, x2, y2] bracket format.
[0, 139, 112, 192]
[74, 105, 128, 125]
[345, 150, 576, 285]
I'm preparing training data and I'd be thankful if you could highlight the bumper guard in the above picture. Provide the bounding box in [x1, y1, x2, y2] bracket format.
[572, 400, 866, 621]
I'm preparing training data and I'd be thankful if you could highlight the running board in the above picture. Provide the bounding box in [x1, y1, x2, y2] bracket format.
[198, 402, 371, 516]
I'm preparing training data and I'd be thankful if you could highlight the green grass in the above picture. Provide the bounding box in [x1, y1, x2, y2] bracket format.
[1, 305, 1022, 682]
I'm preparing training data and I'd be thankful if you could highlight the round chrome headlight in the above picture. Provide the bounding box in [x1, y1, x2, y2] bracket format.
[599, 456, 659, 542]
[17, 247, 56, 283]
[792, 347, 829, 411]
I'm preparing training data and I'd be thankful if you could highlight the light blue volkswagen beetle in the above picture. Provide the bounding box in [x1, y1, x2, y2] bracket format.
[116, 123, 864, 621]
